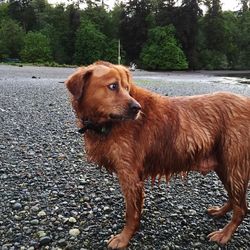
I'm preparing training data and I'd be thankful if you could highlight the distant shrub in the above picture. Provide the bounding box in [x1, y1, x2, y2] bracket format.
[21, 32, 52, 63]
[74, 19, 106, 65]
[0, 19, 24, 60]
[139, 26, 188, 70]
[198, 49, 228, 70]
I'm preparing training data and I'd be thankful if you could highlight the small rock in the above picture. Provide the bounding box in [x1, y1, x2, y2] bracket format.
[193, 242, 202, 247]
[38, 210, 46, 217]
[68, 217, 77, 223]
[189, 209, 197, 215]
[177, 205, 184, 210]
[14, 215, 22, 221]
[37, 231, 46, 238]
[69, 228, 80, 237]
[39, 236, 51, 246]
[30, 219, 39, 225]
[103, 206, 110, 212]
[13, 202, 22, 210]
[58, 238, 67, 247]
[31, 205, 40, 212]
[83, 196, 90, 202]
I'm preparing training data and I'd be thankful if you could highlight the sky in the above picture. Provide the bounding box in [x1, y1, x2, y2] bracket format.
[48, 0, 241, 11]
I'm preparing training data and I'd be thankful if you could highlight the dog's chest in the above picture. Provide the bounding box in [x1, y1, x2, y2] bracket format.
[84, 134, 133, 171]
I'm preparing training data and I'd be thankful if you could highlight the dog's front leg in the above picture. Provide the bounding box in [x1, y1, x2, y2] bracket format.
[108, 169, 144, 249]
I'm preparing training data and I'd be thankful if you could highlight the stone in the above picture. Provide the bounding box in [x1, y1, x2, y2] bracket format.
[13, 202, 22, 210]
[69, 228, 80, 237]
[38, 211, 46, 217]
[39, 236, 51, 246]
[68, 217, 77, 223]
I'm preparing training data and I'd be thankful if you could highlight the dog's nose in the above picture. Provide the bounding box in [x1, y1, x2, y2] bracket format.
[129, 101, 141, 113]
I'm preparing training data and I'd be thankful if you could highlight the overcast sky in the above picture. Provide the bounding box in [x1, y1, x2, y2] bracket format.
[48, 0, 241, 11]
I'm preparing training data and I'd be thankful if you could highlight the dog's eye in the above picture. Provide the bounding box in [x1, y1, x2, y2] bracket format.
[108, 83, 118, 91]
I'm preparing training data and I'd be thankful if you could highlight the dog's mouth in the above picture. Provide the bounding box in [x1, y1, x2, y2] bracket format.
[109, 111, 140, 121]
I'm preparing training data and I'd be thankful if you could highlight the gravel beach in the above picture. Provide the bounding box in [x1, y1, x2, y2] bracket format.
[0, 65, 249, 250]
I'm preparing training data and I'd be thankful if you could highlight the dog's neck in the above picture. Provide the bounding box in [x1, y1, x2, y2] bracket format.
[78, 120, 113, 136]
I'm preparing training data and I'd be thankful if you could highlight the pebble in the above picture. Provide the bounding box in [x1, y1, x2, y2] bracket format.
[103, 206, 110, 212]
[13, 202, 22, 210]
[189, 209, 197, 215]
[69, 217, 77, 223]
[58, 238, 67, 247]
[37, 231, 46, 238]
[39, 236, 51, 246]
[31, 205, 40, 212]
[69, 228, 80, 237]
[30, 219, 39, 225]
[14, 215, 22, 221]
[38, 210, 46, 217]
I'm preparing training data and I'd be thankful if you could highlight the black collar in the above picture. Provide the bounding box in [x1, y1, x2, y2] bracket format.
[78, 120, 113, 136]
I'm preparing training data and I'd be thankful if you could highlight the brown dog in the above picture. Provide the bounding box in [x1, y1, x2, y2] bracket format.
[65, 61, 250, 249]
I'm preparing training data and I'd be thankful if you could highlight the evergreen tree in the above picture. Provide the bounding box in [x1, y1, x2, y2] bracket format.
[8, 0, 36, 32]
[175, 0, 202, 69]
[140, 25, 188, 70]
[0, 18, 24, 59]
[74, 18, 106, 64]
[119, 0, 153, 63]
[198, 0, 229, 69]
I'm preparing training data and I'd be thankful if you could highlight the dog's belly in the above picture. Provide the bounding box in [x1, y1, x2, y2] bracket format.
[143, 150, 219, 181]
[191, 155, 218, 175]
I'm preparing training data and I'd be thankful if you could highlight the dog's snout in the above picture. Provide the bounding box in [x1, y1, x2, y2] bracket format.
[129, 101, 141, 113]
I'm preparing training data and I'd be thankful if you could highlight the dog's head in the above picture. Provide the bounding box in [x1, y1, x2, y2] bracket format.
[65, 61, 141, 124]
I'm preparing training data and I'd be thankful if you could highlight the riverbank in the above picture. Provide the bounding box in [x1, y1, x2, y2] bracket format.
[0, 65, 249, 249]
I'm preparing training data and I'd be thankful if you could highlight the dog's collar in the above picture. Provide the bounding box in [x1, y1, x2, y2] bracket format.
[78, 120, 112, 136]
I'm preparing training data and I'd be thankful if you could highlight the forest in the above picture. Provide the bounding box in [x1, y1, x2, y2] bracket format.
[0, 0, 250, 70]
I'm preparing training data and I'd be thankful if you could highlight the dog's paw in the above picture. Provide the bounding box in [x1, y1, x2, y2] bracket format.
[208, 229, 230, 245]
[107, 234, 129, 249]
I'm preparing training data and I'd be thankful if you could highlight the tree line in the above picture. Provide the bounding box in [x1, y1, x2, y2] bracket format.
[0, 0, 249, 70]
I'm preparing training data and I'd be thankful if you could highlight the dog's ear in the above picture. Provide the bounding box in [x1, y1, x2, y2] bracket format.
[65, 67, 92, 100]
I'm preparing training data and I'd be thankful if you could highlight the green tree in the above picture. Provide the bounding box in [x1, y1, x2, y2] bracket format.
[8, 0, 36, 32]
[40, 4, 69, 64]
[21, 31, 52, 62]
[0, 2, 9, 22]
[31, 0, 51, 31]
[237, 10, 250, 68]
[155, 0, 178, 27]
[202, 0, 226, 50]
[174, 0, 202, 69]
[239, 0, 249, 12]
[197, 0, 229, 69]
[140, 25, 188, 70]
[74, 19, 106, 65]
[82, 3, 114, 37]
[119, 0, 153, 63]
[109, 1, 123, 39]
[222, 11, 240, 68]
[41, 3, 80, 64]
[0, 18, 24, 59]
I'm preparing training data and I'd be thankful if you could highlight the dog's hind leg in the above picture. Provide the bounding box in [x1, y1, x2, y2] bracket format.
[207, 169, 233, 217]
[208, 165, 248, 245]
[108, 168, 144, 249]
